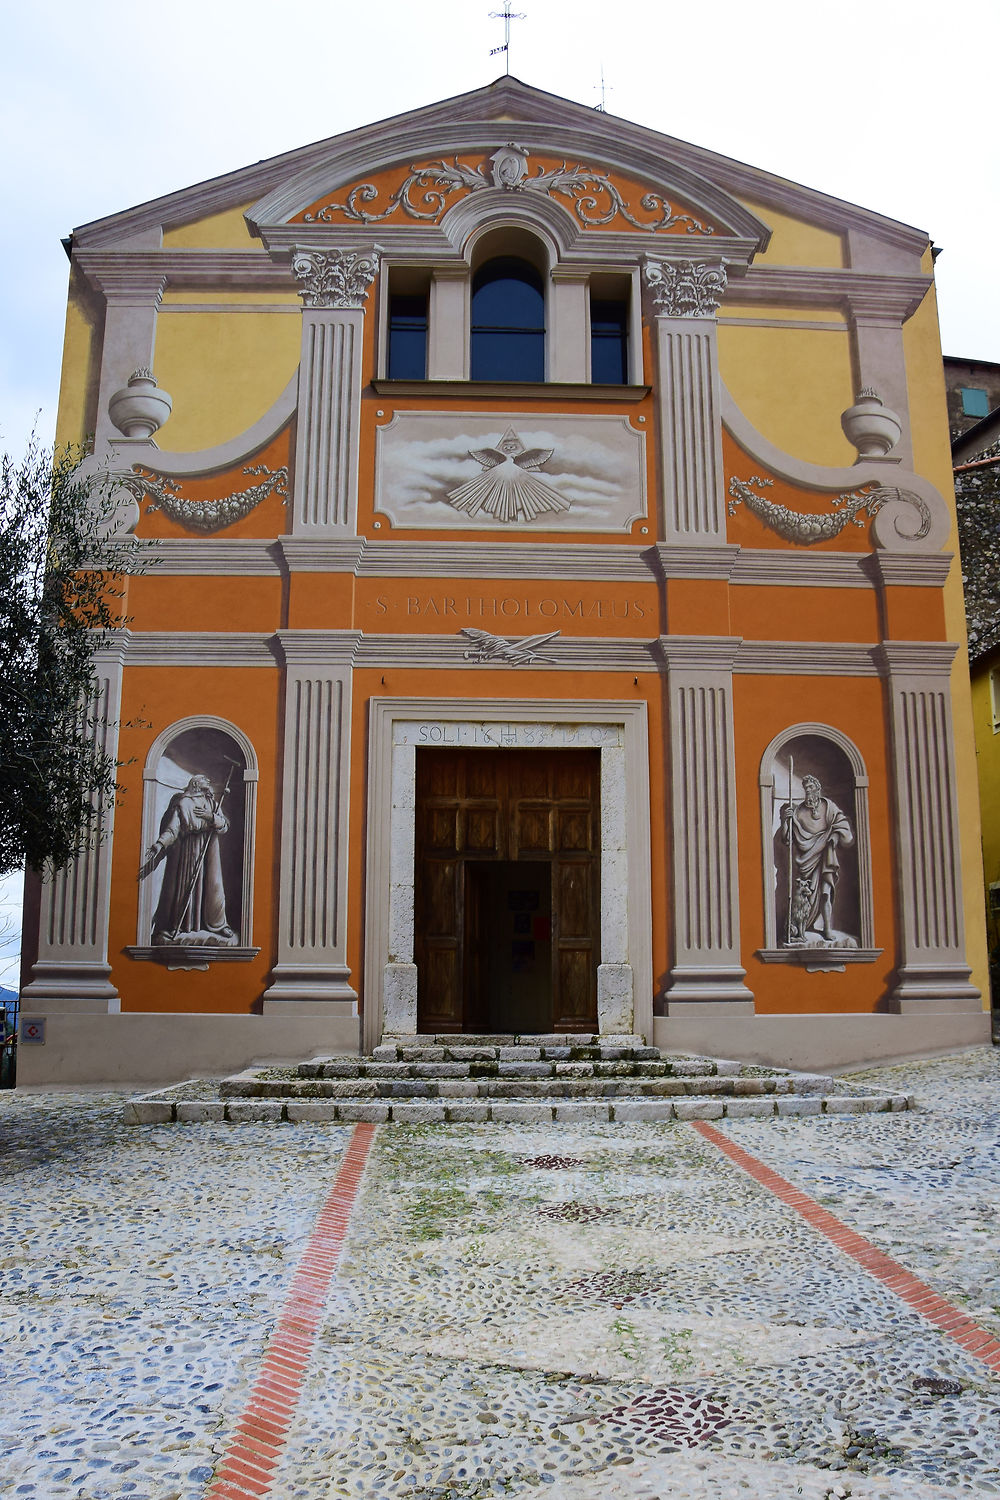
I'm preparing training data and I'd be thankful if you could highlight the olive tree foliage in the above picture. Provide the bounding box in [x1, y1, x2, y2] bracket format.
[0, 438, 142, 877]
[955, 439, 1000, 661]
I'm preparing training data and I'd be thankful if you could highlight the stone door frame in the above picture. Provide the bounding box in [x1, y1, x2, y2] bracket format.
[363, 698, 652, 1052]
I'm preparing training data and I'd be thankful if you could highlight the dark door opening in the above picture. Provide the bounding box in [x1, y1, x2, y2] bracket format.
[414, 747, 600, 1034]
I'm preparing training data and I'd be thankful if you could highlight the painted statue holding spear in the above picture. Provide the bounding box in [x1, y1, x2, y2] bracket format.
[779, 770, 855, 945]
[138, 769, 237, 945]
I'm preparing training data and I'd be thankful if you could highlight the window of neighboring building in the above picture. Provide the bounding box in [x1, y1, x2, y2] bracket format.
[470, 257, 545, 382]
[590, 295, 629, 385]
[387, 292, 429, 379]
[961, 387, 991, 419]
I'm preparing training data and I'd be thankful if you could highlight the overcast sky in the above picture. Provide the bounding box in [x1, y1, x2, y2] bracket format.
[1, 0, 997, 980]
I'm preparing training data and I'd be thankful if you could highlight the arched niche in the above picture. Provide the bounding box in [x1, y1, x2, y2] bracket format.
[757, 723, 880, 970]
[128, 716, 260, 968]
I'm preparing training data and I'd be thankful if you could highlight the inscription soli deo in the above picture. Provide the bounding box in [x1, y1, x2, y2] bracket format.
[373, 592, 649, 621]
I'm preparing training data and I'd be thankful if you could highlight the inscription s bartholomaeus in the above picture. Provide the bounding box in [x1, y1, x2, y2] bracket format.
[373, 593, 648, 621]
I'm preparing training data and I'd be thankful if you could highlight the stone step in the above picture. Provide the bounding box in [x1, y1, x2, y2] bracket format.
[126, 1091, 914, 1126]
[294, 1057, 731, 1082]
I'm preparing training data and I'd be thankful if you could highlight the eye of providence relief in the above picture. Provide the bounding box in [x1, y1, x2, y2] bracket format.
[375, 412, 646, 532]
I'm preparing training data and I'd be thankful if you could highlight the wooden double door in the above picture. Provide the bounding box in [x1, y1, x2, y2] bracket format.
[415, 747, 601, 1033]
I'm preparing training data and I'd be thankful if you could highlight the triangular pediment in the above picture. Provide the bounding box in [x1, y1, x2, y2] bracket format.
[71, 76, 929, 258]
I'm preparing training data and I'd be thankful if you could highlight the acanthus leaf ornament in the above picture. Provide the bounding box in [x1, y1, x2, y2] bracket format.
[643, 257, 728, 316]
[290, 247, 380, 308]
[727, 474, 932, 546]
[127, 465, 288, 533]
[302, 146, 714, 235]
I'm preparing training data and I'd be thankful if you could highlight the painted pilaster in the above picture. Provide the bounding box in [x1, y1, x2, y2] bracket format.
[428, 268, 469, 380]
[91, 271, 168, 451]
[877, 642, 981, 1011]
[262, 632, 361, 1012]
[289, 247, 379, 534]
[643, 257, 727, 543]
[660, 636, 754, 1011]
[21, 636, 127, 1012]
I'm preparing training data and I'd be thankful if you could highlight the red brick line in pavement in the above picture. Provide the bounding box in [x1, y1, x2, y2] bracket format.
[692, 1120, 1000, 1375]
[203, 1122, 377, 1500]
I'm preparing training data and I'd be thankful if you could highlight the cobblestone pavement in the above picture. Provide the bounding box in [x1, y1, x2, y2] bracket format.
[3, 1048, 1000, 1498]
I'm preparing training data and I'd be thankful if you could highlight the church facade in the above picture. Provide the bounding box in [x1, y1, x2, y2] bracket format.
[18, 79, 990, 1083]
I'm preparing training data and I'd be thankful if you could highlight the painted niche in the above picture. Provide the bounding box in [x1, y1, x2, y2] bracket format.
[758, 726, 880, 971]
[129, 718, 259, 969]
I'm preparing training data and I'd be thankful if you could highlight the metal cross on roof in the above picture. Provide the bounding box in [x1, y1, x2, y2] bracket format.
[489, 6, 526, 74]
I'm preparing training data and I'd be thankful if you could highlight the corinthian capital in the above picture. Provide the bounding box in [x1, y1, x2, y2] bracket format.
[643, 257, 727, 317]
[291, 247, 381, 309]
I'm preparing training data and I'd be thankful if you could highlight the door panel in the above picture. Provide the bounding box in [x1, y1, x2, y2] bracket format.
[415, 748, 600, 1032]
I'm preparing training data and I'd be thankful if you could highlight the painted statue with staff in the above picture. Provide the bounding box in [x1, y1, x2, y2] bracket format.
[138, 771, 237, 945]
[779, 769, 856, 947]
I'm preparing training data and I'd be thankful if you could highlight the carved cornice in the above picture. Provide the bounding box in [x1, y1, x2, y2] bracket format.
[123, 632, 278, 667]
[370, 379, 649, 401]
[278, 537, 655, 580]
[643, 257, 727, 317]
[865, 553, 954, 589]
[143, 540, 283, 576]
[652, 544, 740, 581]
[737, 643, 880, 676]
[75, 249, 288, 291]
[657, 635, 742, 673]
[76, 261, 168, 304]
[354, 634, 657, 671]
[290, 246, 380, 308]
[730, 550, 871, 588]
[727, 268, 931, 323]
[274, 630, 365, 667]
[874, 642, 959, 678]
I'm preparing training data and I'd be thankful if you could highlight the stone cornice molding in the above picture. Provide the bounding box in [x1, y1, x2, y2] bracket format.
[122, 632, 278, 667]
[727, 267, 931, 322]
[657, 635, 742, 673]
[730, 551, 872, 588]
[91, 629, 131, 668]
[874, 641, 959, 678]
[276, 537, 655, 580]
[865, 553, 954, 589]
[720, 380, 950, 553]
[652, 544, 740, 580]
[290, 246, 380, 308]
[142, 540, 284, 575]
[76, 263, 168, 305]
[643, 257, 727, 317]
[75, 249, 288, 292]
[274, 630, 365, 667]
[370, 378, 649, 401]
[737, 642, 880, 676]
[355, 634, 658, 671]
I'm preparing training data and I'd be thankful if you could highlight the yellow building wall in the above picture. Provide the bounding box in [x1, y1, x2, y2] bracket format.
[972, 662, 1000, 987]
[153, 311, 300, 451]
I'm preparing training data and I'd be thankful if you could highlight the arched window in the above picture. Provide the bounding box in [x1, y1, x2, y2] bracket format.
[470, 256, 545, 382]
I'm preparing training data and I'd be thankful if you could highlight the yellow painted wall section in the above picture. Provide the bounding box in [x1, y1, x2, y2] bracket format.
[162, 202, 259, 249]
[55, 284, 101, 449]
[738, 200, 846, 268]
[902, 256, 988, 1006]
[153, 313, 300, 451]
[719, 304, 847, 325]
[161, 291, 299, 306]
[718, 323, 857, 466]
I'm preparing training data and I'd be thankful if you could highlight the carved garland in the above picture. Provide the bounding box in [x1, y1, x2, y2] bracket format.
[127, 465, 288, 534]
[303, 143, 714, 235]
[727, 475, 932, 546]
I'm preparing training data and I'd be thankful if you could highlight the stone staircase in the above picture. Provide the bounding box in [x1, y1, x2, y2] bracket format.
[124, 1033, 914, 1124]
